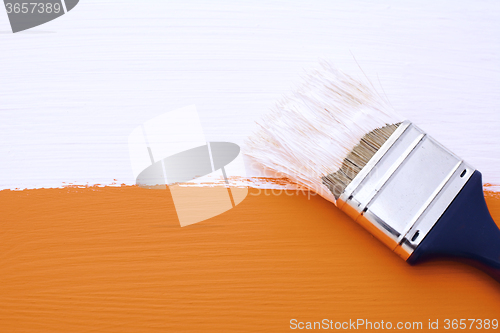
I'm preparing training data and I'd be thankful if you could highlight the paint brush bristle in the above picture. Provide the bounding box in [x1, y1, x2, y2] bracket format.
[321, 122, 401, 199]
[245, 62, 403, 204]
[245, 63, 500, 281]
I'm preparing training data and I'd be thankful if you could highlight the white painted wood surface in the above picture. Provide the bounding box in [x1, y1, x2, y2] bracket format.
[1, 0, 499, 190]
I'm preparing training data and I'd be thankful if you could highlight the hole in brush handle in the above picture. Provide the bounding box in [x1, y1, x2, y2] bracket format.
[408, 171, 500, 283]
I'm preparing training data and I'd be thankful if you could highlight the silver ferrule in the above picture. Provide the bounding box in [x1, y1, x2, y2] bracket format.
[337, 121, 475, 260]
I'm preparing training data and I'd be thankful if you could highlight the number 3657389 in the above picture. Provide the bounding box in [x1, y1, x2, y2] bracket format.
[5, 2, 62, 14]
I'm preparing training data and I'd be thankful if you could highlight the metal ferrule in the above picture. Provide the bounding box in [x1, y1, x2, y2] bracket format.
[337, 121, 475, 260]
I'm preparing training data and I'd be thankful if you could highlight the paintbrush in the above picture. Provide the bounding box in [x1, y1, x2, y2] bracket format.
[246, 62, 500, 282]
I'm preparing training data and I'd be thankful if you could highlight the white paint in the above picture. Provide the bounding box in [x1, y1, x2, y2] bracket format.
[246, 63, 402, 204]
[142, 105, 206, 166]
[0, 0, 499, 190]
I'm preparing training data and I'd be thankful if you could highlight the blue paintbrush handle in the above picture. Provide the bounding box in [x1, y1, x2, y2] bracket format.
[408, 171, 500, 282]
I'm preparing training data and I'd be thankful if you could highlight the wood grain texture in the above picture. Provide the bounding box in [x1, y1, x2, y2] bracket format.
[1, 2, 499, 330]
[1, 187, 499, 332]
[0, 0, 499, 190]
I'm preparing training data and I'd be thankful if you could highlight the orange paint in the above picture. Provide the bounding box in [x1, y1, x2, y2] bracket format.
[1, 186, 499, 332]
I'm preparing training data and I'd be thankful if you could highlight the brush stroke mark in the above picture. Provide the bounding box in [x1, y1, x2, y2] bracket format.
[0, 185, 499, 332]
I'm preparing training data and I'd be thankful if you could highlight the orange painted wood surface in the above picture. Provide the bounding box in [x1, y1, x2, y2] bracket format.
[1, 187, 499, 332]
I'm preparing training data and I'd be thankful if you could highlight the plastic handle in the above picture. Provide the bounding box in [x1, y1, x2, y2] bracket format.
[407, 171, 500, 282]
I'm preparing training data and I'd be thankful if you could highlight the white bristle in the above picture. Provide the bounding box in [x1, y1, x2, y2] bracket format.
[245, 62, 404, 204]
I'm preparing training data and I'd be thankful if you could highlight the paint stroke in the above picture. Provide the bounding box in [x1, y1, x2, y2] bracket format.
[0, 186, 499, 332]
